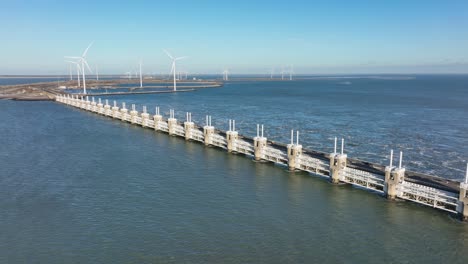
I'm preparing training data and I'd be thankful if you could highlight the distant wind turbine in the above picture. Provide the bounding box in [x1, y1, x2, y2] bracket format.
[163, 49, 187, 91]
[66, 60, 81, 87]
[139, 60, 143, 88]
[125, 71, 132, 80]
[289, 64, 294, 81]
[222, 69, 229, 81]
[65, 42, 94, 94]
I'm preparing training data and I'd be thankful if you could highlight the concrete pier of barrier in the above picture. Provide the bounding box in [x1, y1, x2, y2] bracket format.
[226, 120, 238, 153]
[287, 130, 302, 171]
[167, 109, 177, 135]
[104, 100, 111, 116]
[141, 106, 150, 127]
[112, 101, 119, 118]
[120, 102, 128, 122]
[130, 104, 139, 124]
[55, 94, 468, 221]
[184, 112, 194, 140]
[253, 124, 267, 161]
[203, 115, 215, 146]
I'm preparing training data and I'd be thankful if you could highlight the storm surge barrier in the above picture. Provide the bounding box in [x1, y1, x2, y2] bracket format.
[56, 94, 468, 221]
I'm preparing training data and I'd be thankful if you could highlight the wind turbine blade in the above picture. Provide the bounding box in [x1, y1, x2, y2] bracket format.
[82, 41, 94, 57]
[175, 56, 188, 61]
[83, 59, 93, 73]
[163, 49, 174, 60]
[65, 56, 81, 59]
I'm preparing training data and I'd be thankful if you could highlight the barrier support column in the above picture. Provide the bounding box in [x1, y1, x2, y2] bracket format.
[253, 124, 267, 161]
[141, 106, 149, 127]
[226, 119, 238, 152]
[130, 104, 139, 124]
[203, 115, 214, 145]
[329, 137, 347, 184]
[384, 150, 405, 200]
[80, 97, 86, 109]
[85, 97, 91, 110]
[91, 97, 97, 112]
[120, 102, 128, 121]
[167, 109, 177, 135]
[111, 101, 119, 118]
[153, 107, 162, 131]
[458, 163, 468, 221]
[287, 130, 302, 171]
[184, 112, 194, 140]
[104, 99, 111, 116]
[97, 98, 104, 114]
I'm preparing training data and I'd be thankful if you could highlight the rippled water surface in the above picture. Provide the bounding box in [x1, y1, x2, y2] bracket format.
[101, 75, 468, 179]
[1, 75, 468, 263]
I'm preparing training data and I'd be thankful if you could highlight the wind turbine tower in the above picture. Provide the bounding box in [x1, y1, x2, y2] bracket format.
[65, 42, 93, 94]
[289, 65, 294, 81]
[164, 49, 187, 91]
[139, 60, 143, 88]
[223, 69, 229, 81]
[66, 60, 81, 87]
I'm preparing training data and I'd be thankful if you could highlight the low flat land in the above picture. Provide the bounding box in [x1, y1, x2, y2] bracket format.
[0, 79, 222, 100]
[0, 84, 60, 101]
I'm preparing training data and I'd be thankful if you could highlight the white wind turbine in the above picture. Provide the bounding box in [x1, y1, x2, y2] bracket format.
[139, 60, 143, 88]
[222, 69, 229, 81]
[125, 71, 132, 80]
[65, 42, 94, 94]
[66, 60, 81, 87]
[289, 64, 294, 80]
[163, 49, 187, 91]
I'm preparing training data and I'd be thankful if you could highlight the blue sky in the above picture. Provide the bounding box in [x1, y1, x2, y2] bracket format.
[1, 0, 468, 74]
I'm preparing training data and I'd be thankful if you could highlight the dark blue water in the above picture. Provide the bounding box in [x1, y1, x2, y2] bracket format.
[1, 75, 468, 263]
[97, 75, 468, 180]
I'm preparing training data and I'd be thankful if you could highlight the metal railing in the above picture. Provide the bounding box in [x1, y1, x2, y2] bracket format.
[342, 167, 385, 193]
[397, 181, 458, 213]
[297, 155, 330, 176]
